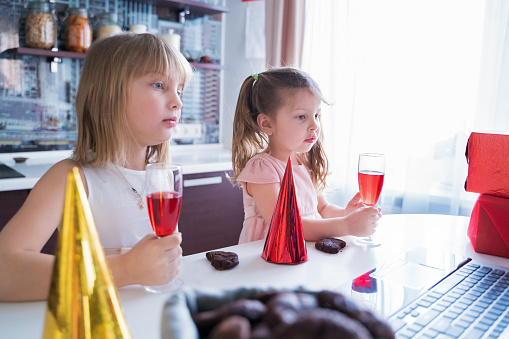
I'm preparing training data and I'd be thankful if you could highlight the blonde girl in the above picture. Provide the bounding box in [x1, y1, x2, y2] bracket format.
[231, 67, 381, 243]
[0, 33, 192, 301]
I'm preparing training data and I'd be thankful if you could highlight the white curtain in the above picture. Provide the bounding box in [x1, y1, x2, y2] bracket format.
[265, 0, 306, 68]
[301, 0, 502, 216]
[475, 0, 509, 132]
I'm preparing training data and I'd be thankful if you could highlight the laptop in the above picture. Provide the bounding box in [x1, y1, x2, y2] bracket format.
[338, 247, 509, 338]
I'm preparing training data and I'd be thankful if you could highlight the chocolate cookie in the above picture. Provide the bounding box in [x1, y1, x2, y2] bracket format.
[274, 308, 372, 339]
[315, 238, 346, 254]
[209, 315, 251, 339]
[206, 251, 239, 270]
[194, 299, 265, 337]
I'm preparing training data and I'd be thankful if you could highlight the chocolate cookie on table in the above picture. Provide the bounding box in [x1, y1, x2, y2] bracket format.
[315, 238, 346, 254]
[206, 251, 239, 270]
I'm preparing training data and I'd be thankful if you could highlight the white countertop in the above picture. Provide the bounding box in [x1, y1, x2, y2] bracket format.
[1, 214, 509, 339]
[0, 146, 233, 192]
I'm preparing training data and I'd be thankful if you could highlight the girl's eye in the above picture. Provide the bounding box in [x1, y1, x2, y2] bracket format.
[297, 115, 306, 121]
[152, 83, 164, 90]
[177, 90, 183, 98]
[315, 113, 321, 119]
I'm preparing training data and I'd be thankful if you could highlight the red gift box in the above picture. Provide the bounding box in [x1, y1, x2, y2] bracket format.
[465, 132, 509, 198]
[468, 194, 509, 258]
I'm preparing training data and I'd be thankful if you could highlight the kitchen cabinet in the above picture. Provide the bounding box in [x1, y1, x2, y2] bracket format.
[0, 189, 58, 254]
[0, 189, 29, 228]
[0, 170, 244, 256]
[180, 171, 244, 255]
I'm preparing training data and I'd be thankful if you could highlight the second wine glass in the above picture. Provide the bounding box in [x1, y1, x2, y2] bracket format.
[144, 163, 183, 293]
[354, 153, 385, 247]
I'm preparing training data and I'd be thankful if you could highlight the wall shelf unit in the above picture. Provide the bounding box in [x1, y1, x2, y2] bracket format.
[0, 0, 228, 151]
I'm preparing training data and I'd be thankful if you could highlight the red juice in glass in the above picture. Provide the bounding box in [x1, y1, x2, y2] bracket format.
[358, 171, 384, 206]
[146, 192, 182, 237]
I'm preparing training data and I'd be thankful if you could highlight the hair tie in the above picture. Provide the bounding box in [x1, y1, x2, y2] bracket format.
[251, 73, 259, 81]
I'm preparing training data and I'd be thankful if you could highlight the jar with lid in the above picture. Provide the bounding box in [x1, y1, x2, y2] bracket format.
[66, 8, 92, 53]
[25, 0, 55, 49]
[96, 12, 122, 39]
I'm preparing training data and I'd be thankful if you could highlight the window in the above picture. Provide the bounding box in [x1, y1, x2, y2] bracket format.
[302, 0, 490, 215]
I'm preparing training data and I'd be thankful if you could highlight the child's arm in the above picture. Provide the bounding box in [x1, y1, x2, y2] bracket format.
[0, 159, 76, 301]
[0, 160, 181, 301]
[249, 183, 381, 242]
[317, 192, 364, 218]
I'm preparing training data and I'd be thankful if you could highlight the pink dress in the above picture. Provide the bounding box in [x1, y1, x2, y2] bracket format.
[236, 153, 322, 244]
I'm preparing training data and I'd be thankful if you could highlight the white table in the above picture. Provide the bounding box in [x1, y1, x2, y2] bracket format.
[1, 214, 508, 338]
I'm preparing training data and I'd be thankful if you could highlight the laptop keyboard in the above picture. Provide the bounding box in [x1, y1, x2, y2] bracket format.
[389, 260, 509, 339]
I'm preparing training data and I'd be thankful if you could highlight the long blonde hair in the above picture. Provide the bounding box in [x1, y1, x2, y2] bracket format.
[231, 67, 329, 191]
[73, 32, 193, 167]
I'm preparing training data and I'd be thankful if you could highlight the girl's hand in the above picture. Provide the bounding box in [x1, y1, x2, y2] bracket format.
[345, 192, 364, 214]
[120, 232, 182, 286]
[345, 206, 381, 237]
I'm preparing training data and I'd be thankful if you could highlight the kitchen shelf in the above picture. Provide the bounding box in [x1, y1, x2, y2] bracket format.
[148, 0, 228, 16]
[2, 47, 85, 59]
[2, 48, 226, 70]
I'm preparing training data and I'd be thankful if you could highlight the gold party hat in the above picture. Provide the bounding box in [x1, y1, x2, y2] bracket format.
[42, 167, 131, 339]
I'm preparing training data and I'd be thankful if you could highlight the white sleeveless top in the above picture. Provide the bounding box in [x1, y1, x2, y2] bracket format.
[82, 164, 152, 250]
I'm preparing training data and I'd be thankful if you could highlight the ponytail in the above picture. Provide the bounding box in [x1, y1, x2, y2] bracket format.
[231, 75, 267, 180]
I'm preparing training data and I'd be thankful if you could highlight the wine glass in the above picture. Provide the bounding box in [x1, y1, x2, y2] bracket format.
[353, 153, 385, 247]
[144, 163, 184, 293]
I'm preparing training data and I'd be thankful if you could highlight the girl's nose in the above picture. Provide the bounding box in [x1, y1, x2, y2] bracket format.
[169, 91, 183, 110]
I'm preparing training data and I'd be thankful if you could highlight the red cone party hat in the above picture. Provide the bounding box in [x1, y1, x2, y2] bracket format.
[262, 157, 308, 264]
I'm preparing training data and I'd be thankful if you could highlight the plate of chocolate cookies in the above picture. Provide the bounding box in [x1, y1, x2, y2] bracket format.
[162, 287, 395, 339]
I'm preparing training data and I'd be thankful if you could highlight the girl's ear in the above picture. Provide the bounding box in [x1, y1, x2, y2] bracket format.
[257, 113, 273, 135]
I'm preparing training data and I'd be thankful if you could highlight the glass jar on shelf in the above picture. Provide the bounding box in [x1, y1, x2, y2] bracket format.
[25, 0, 55, 50]
[66, 7, 92, 53]
[96, 12, 122, 39]
[129, 24, 147, 33]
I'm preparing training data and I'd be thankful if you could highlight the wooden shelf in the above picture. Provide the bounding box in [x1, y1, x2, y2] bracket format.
[148, 0, 228, 15]
[1, 48, 226, 70]
[2, 47, 86, 59]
